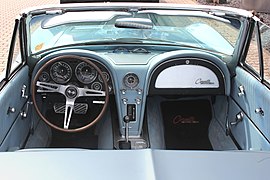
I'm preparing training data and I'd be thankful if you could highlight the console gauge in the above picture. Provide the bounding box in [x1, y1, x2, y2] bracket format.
[98, 72, 110, 82]
[91, 82, 103, 91]
[39, 72, 50, 82]
[123, 73, 139, 89]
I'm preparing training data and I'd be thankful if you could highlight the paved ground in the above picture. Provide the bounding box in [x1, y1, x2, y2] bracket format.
[0, 0, 197, 75]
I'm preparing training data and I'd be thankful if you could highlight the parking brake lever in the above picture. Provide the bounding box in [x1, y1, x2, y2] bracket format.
[119, 115, 131, 149]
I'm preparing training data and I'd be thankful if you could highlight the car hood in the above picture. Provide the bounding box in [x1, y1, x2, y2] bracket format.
[0, 149, 269, 180]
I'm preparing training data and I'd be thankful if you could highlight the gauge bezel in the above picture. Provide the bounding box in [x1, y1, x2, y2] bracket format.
[39, 72, 50, 82]
[91, 82, 103, 91]
[123, 73, 139, 89]
[75, 62, 98, 84]
[50, 61, 72, 84]
[98, 72, 110, 82]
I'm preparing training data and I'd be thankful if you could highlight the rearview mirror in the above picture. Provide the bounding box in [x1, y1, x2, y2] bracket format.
[115, 18, 153, 29]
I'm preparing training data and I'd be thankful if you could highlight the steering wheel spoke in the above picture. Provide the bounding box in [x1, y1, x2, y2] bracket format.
[78, 88, 106, 97]
[63, 100, 75, 129]
[36, 81, 66, 94]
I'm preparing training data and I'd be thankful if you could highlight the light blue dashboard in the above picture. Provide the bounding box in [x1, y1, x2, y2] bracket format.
[32, 47, 231, 136]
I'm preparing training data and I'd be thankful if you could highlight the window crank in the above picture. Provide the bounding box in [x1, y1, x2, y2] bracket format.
[20, 101, 32, 119]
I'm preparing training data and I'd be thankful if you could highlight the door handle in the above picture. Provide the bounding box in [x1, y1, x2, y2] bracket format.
[238, 85, 245, 97]
[21, 84, 28, 99]
[230, 112, 244, 126]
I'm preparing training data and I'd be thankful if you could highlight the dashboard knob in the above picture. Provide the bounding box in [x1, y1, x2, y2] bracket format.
[136, 88, 142, 95]
[121, 89, 126, 95]
[122, 98, 128, 105]
[135, 98, 141, 105]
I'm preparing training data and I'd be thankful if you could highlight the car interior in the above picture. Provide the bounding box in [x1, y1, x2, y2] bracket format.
[1, 5, 270, 153]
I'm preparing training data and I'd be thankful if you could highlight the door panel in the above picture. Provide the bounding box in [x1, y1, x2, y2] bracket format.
[0, 102, 31, 151]
[228, 97, 270, 150]
[229, 67, 270, 150]
[0, 66, 30, 150]
[227, 98, 247, 149]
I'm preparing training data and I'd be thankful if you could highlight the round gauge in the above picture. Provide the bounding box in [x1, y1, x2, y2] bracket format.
[75, 62, 97, 84]
[123, 73, 139, 89]
[98, 72, 110, 82]
[91, 82, 102, 91]
[50, 61, 72, 84]
[39, 72, 50, 82]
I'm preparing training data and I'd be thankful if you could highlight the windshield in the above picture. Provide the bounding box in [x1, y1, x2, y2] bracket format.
[29, 10, 241, 55]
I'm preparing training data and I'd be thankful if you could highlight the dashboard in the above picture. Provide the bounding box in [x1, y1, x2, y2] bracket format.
[32, 47, 231, 136]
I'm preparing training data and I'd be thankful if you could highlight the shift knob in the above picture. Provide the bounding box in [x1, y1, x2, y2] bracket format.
[124, 115, 130, 123]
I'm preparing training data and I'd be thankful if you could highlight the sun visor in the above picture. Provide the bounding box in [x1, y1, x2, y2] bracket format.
[42, 11, 131, 29]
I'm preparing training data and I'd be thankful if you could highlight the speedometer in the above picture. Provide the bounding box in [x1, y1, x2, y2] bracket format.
[75, 62, 97, 84]
[50, 61, 72, 84]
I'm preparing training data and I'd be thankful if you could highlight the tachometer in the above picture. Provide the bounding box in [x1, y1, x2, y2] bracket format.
[50, 61, 72, 84]
[75, 62, 97, 84]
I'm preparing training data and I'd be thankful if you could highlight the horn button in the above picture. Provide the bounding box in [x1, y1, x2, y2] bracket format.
[65, 86, 78, 99]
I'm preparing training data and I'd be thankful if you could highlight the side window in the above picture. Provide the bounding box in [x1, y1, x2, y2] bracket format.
[245, 23, 261, 76]
[259, 22, 270, 84]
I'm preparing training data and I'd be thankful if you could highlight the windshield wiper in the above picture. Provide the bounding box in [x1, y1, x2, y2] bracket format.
[57, 38, 202, 48]
[117, 37, 204, 48]
[79, 38, 187, 47]
[81, 38, 144, 45]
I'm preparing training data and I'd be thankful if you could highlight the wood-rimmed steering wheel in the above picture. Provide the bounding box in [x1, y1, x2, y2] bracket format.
[32, 55, 109, 132]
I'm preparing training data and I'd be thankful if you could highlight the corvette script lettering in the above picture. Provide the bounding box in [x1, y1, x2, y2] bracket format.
[195, 78, 214, 85]
[172, 115, 199, 124]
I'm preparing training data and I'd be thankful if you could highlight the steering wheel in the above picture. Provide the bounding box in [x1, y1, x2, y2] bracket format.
[32, 55, 109, 132]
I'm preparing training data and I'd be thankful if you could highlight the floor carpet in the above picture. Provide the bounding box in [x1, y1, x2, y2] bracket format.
[161, 99, 213, 150]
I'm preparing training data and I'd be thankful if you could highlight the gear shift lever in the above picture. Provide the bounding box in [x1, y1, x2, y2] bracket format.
[124, 115, 130, 143]
[119, 115, 131, 149]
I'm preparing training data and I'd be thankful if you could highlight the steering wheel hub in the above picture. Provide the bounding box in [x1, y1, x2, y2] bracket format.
[65, 86, 78, 99]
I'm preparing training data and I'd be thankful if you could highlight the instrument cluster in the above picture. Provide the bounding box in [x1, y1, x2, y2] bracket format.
[38, 60, 113, 93]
